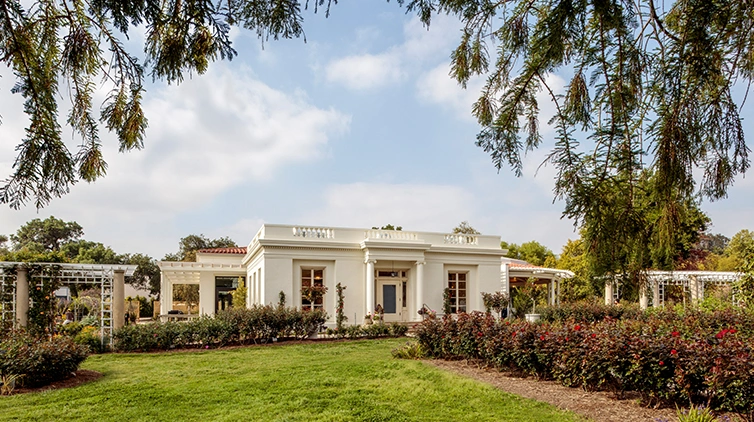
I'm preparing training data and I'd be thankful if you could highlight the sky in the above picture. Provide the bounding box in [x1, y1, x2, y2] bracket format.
[0, 2, 752, 260]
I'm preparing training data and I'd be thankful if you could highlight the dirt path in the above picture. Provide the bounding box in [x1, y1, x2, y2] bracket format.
[427, 360, 679, 422]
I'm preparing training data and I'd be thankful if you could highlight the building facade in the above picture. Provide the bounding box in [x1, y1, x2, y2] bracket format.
[159, 224, 507, 324]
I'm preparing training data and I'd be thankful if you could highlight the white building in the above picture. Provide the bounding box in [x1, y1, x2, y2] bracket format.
[159, 224, 508, 324]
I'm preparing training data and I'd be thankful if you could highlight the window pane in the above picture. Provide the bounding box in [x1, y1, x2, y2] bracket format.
[448, 273, 456, 281]
[449, 281, 456, 289]
[459, 273, 466, 281]
[314, 269, 323, 279]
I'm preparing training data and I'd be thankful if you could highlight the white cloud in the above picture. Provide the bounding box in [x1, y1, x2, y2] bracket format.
[300, 182, 475, 231]
[325, 53, 405, 90]
[0, 63, 350, 257]
[324, 15, 462, 91]
[415, 63, 483, 122]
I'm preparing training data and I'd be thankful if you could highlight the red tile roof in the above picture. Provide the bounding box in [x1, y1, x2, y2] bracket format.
[196, 247, 247, 254]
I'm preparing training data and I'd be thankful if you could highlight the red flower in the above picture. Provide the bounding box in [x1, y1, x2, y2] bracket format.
[591, 333, 597, 338]
[659, 361, 664, 366]
[539, 335, 545, 341]
[728, 328, 737, 334]
[565, 337, 570, 341]
[671, 349, 677, 355]
[477, 332, 483, 337]
[574, 325, 581, 331]
[512, 332, 516, 337]
[671, 331, 680, 337]
[715, 329, 728, 339]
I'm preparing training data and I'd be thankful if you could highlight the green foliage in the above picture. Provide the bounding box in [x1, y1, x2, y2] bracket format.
[371, 224, 402, 231]
[232, 277, 247, 308]
[452, 221, 480, 234]
[163, 234, 237, 262]
[0, 329, 89, 388]
[675, 405, 719, 422]
[391, 341, 426, 359]
[555, 238, 597, 302]
[112, 305, 328, 352]
[481, 291, 509, 318]
[335, 282, 347, 331]
[172, 284, 199, 313]
[538, 301, 643, 324]
[278, 290, 286, 307]
[27, 265, 62, 336]
[122, 253, 160, 295]
[442, 287, 452, 315]
[10, 217, 83, 251]
[501, 240, 555, 267]
[326, 322, 408, 339]
[415, 308, 754, 417]
[511, 278, 546, 318]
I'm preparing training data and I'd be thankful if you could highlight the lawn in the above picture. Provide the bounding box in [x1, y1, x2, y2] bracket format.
[0, 338, 582, 421]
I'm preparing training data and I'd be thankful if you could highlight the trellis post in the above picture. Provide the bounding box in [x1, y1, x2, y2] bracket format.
[15, 267, 29, 328]
[113, 270, 126, 329]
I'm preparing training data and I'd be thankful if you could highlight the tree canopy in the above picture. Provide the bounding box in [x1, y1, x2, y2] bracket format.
[163, 233, 238, 262]
[501, 240, 556, 267]
[452, 221, 480, 235]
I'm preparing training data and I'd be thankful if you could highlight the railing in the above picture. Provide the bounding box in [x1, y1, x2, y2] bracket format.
[443, 234, 479, 245]
[364, 230, 419, 241]
[292, 227, 336, 239]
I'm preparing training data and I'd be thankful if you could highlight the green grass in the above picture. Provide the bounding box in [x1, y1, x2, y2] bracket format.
[0, 338, 582, 421]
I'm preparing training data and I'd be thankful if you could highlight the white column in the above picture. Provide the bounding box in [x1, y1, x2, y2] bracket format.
[366, 260, 376, 315]
[550, 280, 556, 306]
[415, 261, 425, 321]
[690, 276, 704, 304]
[15, 267, 29, 328]
[160, 273, 168, 315]
[113, 270, 125, 330]
[639, 283, 649, 309]
[605, 280, 614, 306]
[556, 279, 561, 306]
[652, 280, 660, 307]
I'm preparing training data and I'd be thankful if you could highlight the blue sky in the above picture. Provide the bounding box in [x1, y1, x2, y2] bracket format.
[0, 2, 752, 259]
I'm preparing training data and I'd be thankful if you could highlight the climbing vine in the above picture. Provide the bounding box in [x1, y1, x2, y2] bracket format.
[335, 283, 347, 331]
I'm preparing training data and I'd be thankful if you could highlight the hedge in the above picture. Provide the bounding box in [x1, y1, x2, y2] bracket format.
[113, 305, 329, 352]
[415, 309, 754, 418]
[0, 330, 89, 388]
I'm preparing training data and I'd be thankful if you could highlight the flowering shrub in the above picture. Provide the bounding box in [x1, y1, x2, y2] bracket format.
[414, 308, 754, 416]
[0, 330, 88, 388]
[113, 305, 327, 352]
[325, 322, 408, 339]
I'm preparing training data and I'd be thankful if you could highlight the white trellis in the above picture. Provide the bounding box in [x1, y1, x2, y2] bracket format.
[604, 270, 743, 308]
[0, 262, 136, 347]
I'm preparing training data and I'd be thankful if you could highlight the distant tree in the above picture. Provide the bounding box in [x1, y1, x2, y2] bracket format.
[372, 225, 402, 231]
[61, 240, 121, 264]
[556, 238, 597, 302]
[10, 216, 83, 251]
[0, 235, 7, 251]
[501, 240, 555, 267]
[232, 278, 247, 308]
[173, 284, 199, 314]
[716, 230, 754, 271]
[697, 233, 731, 255]
[164, 234, 238, 262]
[123, 253, 161, 296]
[452, 221, 480, 235]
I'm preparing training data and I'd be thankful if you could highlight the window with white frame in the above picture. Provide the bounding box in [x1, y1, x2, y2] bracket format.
[301, 268, 325, 310]
[448, 272, 467, 313]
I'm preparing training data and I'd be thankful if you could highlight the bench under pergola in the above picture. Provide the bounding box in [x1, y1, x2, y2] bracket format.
[0, 262, 136, 346]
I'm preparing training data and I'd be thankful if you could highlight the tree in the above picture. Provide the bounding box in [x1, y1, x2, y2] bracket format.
[371, 225, 402, 231]
[164, 234, 238, 262]
[501, 240, 555, 267]
[123, 253, 161, 296]
[452, 221, 480, 235]
[10, 216, 83, 251]
[412, 1, 748, 286]
[173, 284, 199, 314]
[0, 0, 348, 209]
[0, 235, 7, 251]
[232, 277, 247, 308]
[61, 240, 121, 264]
[556, 238, 596, 303]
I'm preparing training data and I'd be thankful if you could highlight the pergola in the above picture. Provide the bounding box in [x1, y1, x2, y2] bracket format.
[158, 261, 246, 318]
[502, 261, 575, 306]
[604, 270, 743, 308]
[0, 262, 136, 346]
